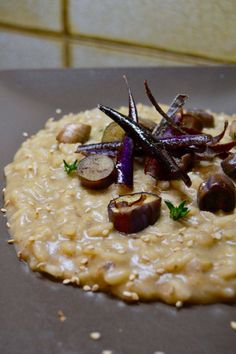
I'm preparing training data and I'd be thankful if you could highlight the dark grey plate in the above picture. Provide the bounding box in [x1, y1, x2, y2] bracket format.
[0, 67, 236, 354]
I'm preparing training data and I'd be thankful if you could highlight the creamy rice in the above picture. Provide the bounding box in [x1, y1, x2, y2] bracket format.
[3, 104, 236, 304]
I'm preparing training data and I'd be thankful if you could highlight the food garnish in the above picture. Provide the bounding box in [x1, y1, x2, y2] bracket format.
[221, 153, 236, 179]
[108, 192, 161, 233]
[57, 123, 91, 144]
[197, 174, 235, 212]
[164, 200, 190, 221]
[74, 79, 236, 233]
[229, 120, 236, 140]
[63, 159, 78, 174]
[77, 155, 115, 189]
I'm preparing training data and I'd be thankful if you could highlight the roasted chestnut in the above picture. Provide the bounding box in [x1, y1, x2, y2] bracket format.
[56, 123, 91, 144]
[102, 122, 125, 142]
[77, 155, 115, 189]
[138, 117, 156, 132]
[229, 120, 236, 140]
[197, 174, 235, 212]
[221, 153, 236, 179]
[108, 192, 161, 233]
[182, 114, 203, 132]
[184, 109, 214, 128]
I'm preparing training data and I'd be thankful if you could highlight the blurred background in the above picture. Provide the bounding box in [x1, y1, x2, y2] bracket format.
[0, 0, 235, 70]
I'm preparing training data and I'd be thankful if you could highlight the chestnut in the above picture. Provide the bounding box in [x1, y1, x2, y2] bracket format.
[184, 109, 214, 128]
[108, 192, 161, 233]
[197, 174, 235, 212]
[56, 123, 91, 144]
[221, 153, 236, 179]
[229, 120, 236, 140]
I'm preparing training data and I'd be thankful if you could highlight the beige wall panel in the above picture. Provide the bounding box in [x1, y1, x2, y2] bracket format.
[0, 31, 63, 69]
[69, 0, 236, 61]
[0, 0, 62, 31]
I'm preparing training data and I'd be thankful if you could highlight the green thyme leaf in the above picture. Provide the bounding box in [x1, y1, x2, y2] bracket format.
[165, 200, 190, 221]
[63, 159, 78, 174]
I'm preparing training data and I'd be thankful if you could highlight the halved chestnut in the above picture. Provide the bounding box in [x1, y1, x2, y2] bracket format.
[221, 153, 236, 179]
[197, 174, 235, 212]
[184, 109, 214, 128]
[182, 115, 203, 132]
[56, 123, 91, 144]
[102, 122, 125, 142]
[229, 120, 236, 140]
[77, 155, 115, 189]
[108, 192, 161, 233]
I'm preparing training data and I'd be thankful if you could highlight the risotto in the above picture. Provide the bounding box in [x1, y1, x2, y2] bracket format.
[3, 104, 236, 304]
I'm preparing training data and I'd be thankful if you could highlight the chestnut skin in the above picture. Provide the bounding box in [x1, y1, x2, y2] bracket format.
[221, 153, 236, 179]
[77, 155, 115, 189]
[197, 174, 235, 212]
[108, 192, 161, 234]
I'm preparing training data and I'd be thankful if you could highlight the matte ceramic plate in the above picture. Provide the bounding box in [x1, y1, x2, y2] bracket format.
[0, 67, 236, 354]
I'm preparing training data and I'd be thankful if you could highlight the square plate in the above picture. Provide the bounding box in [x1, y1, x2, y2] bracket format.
[0, 67, 236, 354]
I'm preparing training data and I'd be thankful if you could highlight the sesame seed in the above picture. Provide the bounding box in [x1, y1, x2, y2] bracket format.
[71, 276, 80, 285]
[186, 240, 193, 247]
[7, 239, 14, 244]
[83, 285, 91, 292]
[141, 235, 150, 243]
[129, 274, 136, 281]
[230, 321, 236, 330]
[22, 132, 29, 137]
[156, 268, 165, 275]
[154, 352, 166, 354]
[86, 245, 94, 250]
[6, 222, 10, 228]
[79, 265, 86, 271]
[85, 207, 91, 213]
[123, 291, 139, 301]
[175, 301, 183, 308]
[92, 284, 99, 292]
[57, 310, 66, 322]
[90, 332, 101, 340]
[101, 351, 113, 354]
[63, 279, 71, 285]
[80, 257, 88, 265]
[117, 249, 126, 254]
[1, 208, 7, 213]
[2, 188, 6, 193]
[56, 108, 62, 114]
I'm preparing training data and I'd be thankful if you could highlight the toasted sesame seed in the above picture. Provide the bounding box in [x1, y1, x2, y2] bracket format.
[92, 284, 99, 292]
[22, 132, 29, 137]
[86, 244, 94, 250]
[80, 257, 88, 265]
[141, 235, 150, 243]
[57, 310, 66, 322]
[90, 332, 101, 340]
[36, 262, 46, 268]
[85, 207, 91, 213]
[117, 249, 126, 254]
[186, 240, 193, 247]
[129, 273, 136, 281]
[101, 351, 113, 354]
[175, 301, 183, 308]
[56, 108, 62, 114]
[6, 222, 10, 228]
[63, 279, 71, 285]
[79, 265, 86, 271]
[102, 229, 109, 236]
[1, 208, 7, 213]
[83, 285, 91, 292]
[71, 276, 80, 285]
[2, 188, 6, 193]
[154, 352, 165, 354]
[156, 268, 165, 275]
[7, 239, 14, 244]
[123, 291, 139, 301]
[230, 321, 236, 330]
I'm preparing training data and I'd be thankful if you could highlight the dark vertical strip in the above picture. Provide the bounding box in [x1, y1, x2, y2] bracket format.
[62, 0, 71, 67]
